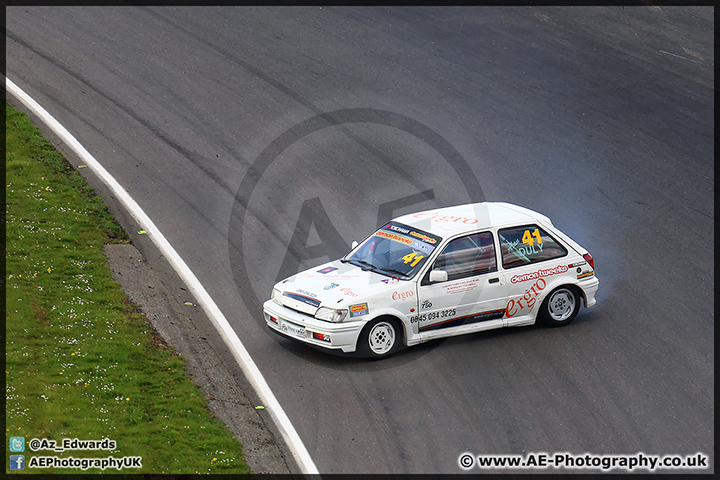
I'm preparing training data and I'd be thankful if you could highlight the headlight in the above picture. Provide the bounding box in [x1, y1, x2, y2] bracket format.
[315, 307, 349, 323]
[271, 288, 283, 305]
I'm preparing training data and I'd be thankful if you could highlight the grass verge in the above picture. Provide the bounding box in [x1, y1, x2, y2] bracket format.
[4, 100, 251, 474]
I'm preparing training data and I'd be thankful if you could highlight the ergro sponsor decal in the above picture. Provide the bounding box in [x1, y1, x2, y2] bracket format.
[412, 211, 478, 224]
[340, 287, 358, 297]
[510, 265, 569, 284]
[506, 278, 546, 318]
[392, 290, 415, 301]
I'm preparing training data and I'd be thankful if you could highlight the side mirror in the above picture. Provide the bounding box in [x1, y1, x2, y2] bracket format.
[351, 241, 359, 249]
[429, 270, 448, 283]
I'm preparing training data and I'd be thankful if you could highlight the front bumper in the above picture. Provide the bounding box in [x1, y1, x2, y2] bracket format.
[263, 300, 364, 353]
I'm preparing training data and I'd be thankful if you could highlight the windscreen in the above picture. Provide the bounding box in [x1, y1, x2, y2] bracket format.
[344, 222, 442, 279]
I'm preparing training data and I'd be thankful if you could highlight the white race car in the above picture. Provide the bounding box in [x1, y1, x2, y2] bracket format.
[264, 202, 599, 358]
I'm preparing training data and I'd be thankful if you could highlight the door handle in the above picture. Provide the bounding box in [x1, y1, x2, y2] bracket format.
[489, 278, 500, 284]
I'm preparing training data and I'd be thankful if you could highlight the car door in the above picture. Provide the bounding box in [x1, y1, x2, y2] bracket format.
[415, 231, 508, 338]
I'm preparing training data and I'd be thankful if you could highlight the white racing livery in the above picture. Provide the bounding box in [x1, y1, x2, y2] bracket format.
[264, 202, 599, 358]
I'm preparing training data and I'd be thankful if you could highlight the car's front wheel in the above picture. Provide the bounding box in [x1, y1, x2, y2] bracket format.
[358, 317, 402, 358]
[538, 286, 581, 327]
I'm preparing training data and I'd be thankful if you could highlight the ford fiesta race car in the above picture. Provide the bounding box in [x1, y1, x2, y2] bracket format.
[264, 202, 599, 358]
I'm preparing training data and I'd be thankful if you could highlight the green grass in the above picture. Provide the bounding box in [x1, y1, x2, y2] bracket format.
[5, 101, 251, 474]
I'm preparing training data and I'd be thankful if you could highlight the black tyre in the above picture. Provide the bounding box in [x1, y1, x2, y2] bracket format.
[538, 286, 581, 327]
[357, 317, 402, 358]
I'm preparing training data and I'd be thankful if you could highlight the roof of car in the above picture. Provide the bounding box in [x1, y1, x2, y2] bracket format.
[394, 202, 552, 237]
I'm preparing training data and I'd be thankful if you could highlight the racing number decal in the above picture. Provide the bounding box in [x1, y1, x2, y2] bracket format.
[402, 252, 424, 267]
[522, 228, 543, 246]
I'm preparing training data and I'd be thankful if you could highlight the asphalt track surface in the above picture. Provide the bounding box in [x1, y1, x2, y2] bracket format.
[6, 6, 714, 474]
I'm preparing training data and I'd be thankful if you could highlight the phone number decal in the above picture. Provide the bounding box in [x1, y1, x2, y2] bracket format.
[410, 308, 457, 323]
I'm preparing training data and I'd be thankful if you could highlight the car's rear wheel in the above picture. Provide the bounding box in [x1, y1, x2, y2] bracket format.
[358, 317, 401, 358]
[539, 286, 581, 327]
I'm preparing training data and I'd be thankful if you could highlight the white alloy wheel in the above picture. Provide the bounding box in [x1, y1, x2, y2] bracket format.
[368, 321, 396, 355]
[547, 288, 576, 321]
[539, 286, 581, 327]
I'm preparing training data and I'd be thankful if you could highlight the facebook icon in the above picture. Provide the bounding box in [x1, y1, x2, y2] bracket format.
[10, 455, 25, 470]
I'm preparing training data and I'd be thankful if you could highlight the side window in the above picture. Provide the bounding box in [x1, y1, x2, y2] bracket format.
[498, 225, 567, 269]
[433, 232, 496, 281]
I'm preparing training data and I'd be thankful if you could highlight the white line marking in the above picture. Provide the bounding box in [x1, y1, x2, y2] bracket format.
[5, 75, 319, 475]
[658, 49, 703, 64]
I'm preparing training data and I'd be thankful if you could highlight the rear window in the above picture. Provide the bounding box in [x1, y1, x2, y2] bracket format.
[498, 225, 567, 269]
